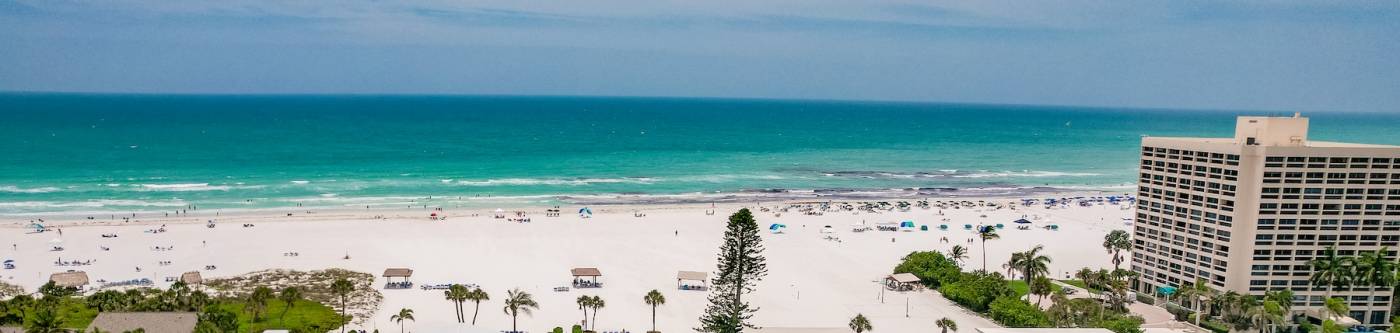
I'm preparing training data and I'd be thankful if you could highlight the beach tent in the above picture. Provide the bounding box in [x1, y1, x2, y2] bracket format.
[579, 207, 593, 217]
[769, 224, 787, 233]
[3, 259, 13, 269]
[1013, 218, 1032, 224]
[29, 223, 45, 232]
[1155, 285, 1177, 298]
[938, 224, 949, 230]
[899, 221, 916, 229]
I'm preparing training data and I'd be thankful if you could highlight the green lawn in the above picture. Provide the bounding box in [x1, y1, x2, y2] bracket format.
[214, 299, 344, 332]
[42, 298, 99, 329]
[1007, 280, 1062, 297]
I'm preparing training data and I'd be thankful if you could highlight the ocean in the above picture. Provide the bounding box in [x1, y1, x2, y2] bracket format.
[2, 93, 1398, 215]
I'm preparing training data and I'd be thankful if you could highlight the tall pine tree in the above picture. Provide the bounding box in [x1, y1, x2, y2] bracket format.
[697, 208, 768, 333]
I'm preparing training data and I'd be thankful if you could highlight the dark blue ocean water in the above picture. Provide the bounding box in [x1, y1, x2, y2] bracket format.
[2, 93, 1398, 214]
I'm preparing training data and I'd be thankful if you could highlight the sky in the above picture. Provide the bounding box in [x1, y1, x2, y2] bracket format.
[1, 0, 1398, 112]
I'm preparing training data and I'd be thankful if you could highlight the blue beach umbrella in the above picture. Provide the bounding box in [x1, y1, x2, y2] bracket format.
[769, 223, 787, 230]
[1014, 218, 1032, 224]
[578, 207, 593, 215]
[900, 221, 915, 228]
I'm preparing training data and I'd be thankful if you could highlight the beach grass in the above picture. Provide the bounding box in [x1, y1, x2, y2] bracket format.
[215, 299, 344, 332]
[1006, 280, 1061, 297]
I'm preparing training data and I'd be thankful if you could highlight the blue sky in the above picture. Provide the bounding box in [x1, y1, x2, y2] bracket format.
[1, 0, 1398, 112]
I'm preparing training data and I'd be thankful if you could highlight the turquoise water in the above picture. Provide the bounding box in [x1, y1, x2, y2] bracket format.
[2, 93, 1399, 215]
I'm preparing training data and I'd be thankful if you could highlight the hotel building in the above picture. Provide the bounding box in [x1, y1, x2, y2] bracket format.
[1130, 114, 1400, 325]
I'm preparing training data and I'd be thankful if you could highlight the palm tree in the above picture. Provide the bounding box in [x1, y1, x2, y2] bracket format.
[1263, 289, 1294, 318]
[576, 295, 593, 329]
[1017, 245, 1052, 284]
[25, 306, 66, 333]
[391, 308, 415, 333]
[643, 290, 666, 332]
[1102, 230, 1132, 270]
[465, 288, 490, 325]
[1074, 268, 1096, 292]
[1353, 247, 1396, 311]
[588, 296, 605, 331]
[935, 317, 957, 333]
[445, 284, 468, 323]
[948, 245, 968, 267]
[1255, 297, 1286, 333]
[1310, 246, 1352, 300]
[848, 314, 872, 333]
[503, 288, 539, 333]
[1177, 277, 1216, 327]
[1005, 252, 1025, 277]
[1322, 297, 1349, 323]
[331, 278, 355, 333]
[977, 226, 1000, 271]
[278, 286, 302, 320]
[246, 286, 274, 322]
[1030, 276, 1053, 306]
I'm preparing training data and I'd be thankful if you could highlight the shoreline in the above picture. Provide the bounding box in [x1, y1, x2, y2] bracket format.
[2, 187, 1133, 227]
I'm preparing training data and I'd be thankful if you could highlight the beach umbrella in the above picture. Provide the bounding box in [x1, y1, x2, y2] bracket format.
[769, 224, 786, 230]
[1014, 218, 1032, 224]
[494, 208, 505, 213]
[900, 221, 915, 228]
[579, 207, 593, 215]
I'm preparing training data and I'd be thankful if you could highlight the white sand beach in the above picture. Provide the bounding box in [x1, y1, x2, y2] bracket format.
[2, 195, 1133, 332]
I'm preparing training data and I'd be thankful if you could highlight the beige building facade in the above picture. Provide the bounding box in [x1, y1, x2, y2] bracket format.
[1130, 114, 1400, 326]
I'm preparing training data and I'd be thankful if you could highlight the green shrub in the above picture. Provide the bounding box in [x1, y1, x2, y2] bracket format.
[1134, 293, 1155, 305]
[939, 271, 1015, 312]
[894, 251, 963, 288]
[573, 324, 584, 333]
[1199, 320, 1229, 333]
[1098, 316, 1145, 333]
[988, 297, 1051, 327]
[553, 327, 564, 333]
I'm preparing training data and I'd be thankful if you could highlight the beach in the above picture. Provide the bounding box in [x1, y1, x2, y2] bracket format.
[2, 194, 1133, 332]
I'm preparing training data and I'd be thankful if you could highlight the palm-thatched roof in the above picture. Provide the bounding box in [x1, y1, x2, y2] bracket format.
[49, 271, 89, 288]
[180, 271, 203, 285]
[88, 312, 198, 333]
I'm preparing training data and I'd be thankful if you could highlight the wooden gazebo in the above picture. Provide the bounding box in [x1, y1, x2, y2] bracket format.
[383, 268, 414, 289]
[885, 273, 921, 291]
[571, 267, 602, 288]
[677, 271, 708, 291]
